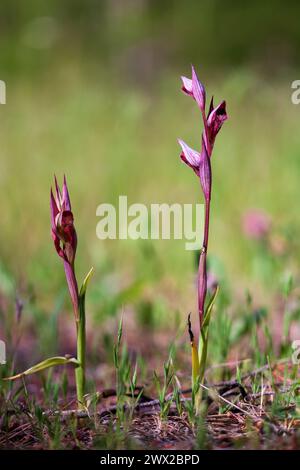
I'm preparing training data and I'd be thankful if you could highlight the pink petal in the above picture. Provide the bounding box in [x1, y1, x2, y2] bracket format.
[181, 76, 193, 96]
[178, 139, 201, 176]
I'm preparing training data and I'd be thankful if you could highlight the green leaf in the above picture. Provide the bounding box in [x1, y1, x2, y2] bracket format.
[191, 339, 200, 385]
[117, 316, 123, 349]
[202, 285, 219, 330]
[4, 356, 79, 381]
[79, 267, 94, 298]
[198, 328, 209, 382]
[78, 267, 94, 324]
[197, 286, 220, 382]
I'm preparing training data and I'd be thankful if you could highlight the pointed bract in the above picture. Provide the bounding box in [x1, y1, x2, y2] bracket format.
[54, 175, 62, 207]
[198, 138, 212, 201]
[207, 96, 214, 118]
[50, 188, 59, 231]
[191, 65, 206, 111]
[63, 175, 71, 211]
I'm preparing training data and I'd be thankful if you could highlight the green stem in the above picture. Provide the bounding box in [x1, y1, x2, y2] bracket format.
[74, 267, 93, 410]
[75, 296, 86, 409]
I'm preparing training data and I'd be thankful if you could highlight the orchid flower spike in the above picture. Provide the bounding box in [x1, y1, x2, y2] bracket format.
[181, 65, 228, 157]
[50, 176, 79, 321]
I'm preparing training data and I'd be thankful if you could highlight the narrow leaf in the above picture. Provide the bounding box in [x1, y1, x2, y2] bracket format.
[202, 285, 219, 330]
[188, 314, 200, 386]
[79, 267, 94, 298]
[198, 328, 209, 382]
[192, 341, 200, 385]
[4, 356, 79, 381]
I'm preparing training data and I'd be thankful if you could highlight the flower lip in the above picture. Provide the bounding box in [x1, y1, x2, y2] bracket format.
[56, 210, 74, 228]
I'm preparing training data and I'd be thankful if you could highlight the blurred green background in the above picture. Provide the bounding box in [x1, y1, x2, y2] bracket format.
[1, 0, 300, 324]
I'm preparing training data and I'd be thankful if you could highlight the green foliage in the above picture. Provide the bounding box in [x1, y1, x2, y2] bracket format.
[153, 357, 175, 420]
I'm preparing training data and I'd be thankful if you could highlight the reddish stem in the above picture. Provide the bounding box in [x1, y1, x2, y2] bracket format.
[198, 198, 210, 328]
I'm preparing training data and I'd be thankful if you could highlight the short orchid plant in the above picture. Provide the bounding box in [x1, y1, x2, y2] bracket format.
[6, 176, 93, 410]
[178, 66, 228, 408]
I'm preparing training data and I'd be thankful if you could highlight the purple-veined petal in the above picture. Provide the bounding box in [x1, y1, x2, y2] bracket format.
[191, 65, 206, 111]
[178, 139, 201, 176]
[181, 76, 193, 96]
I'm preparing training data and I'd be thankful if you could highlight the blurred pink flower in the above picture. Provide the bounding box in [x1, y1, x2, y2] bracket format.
[207, 271, 219, 293]
[242, 209, 271, 240]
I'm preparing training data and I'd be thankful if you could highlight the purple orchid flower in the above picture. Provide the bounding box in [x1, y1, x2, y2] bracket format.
[181, 67, 227, 159]
[206, 99, 227, 151]
[181, 65, 206, 112]
[178, 137, 211, 202]
[50, 176, 79, 322]
[178, 65, 228, 326]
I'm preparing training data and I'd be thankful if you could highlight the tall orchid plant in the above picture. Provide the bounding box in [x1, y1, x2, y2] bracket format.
[50, 176, 93, 407]
[6, 176, 93, 410]
[178, 66, 228, 403]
